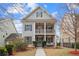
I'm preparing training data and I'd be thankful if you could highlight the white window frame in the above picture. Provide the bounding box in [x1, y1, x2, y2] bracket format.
[25, 37, 32, 44]
[25, 25, 32, 31]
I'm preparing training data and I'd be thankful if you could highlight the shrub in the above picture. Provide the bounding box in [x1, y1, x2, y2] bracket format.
[42, 41, 46, 47]
[0, 47, 8, 56]
[55, 43, 61, 49]
[76, 43, 79, 49]
[33, 41, 37, 47]
[5, 45, 14, 55]
[71, 43, 79, 49]
[15, 43, 27, 52]
[57, 43, 60, 46]
[20, 43, 27, 51]
[55, 46, 61, 49]
[71, 43, 74, 48]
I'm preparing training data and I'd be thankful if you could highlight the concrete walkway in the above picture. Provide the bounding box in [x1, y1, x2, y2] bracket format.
[35, 47, 46, 56]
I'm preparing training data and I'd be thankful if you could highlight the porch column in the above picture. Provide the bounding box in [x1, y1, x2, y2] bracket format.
[33, 22, 35, 41]
[44, 35, 46, 41]
[54, 36, 57, 47]
[44, 22, 46, 41]
[44, 22, 46, 34]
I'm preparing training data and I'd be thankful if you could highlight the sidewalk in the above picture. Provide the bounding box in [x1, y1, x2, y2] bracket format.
[35, 47, 46, 56]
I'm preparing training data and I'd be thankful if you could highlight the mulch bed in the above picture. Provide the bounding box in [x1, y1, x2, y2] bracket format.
[69, 50, 79, 55]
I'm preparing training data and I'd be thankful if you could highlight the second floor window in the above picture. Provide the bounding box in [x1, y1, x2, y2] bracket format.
[36, 11, 43, 18]
[25, 25, 32, 31]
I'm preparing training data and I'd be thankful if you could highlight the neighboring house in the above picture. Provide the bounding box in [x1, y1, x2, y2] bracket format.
[22, 6, 56, 47]
[61, 13, 79, 47]
[0, 18, 17, 47]
[5, 33, 23, 45]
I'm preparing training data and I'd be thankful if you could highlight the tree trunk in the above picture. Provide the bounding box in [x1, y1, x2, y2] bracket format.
[74, 36, 77, 51]
[74, 16, 77, 51]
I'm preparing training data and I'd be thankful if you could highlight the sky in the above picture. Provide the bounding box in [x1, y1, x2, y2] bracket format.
[0, 3, 79, 36]
[0, 3, 68, 20]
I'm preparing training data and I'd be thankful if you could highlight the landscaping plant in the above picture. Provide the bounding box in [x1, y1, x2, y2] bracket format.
[0, 47, 8, 56]
[5, 45, 14, 55]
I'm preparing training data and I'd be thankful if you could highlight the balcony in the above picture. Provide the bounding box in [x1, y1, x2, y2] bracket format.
[35, 23, 44, 34]
[35, 29, 54, 34]
[35, 23, 55, 35]
[46, 29, 55, 35]
[46, 29, 53, 33]
[35, 29, 44, 35]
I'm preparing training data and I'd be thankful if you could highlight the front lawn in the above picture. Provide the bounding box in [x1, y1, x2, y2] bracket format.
[44, 48, 76, 56]
[14, 48, 36, 56]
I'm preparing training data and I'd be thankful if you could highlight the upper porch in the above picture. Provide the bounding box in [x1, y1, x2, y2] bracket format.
[35, 22, 55, 35]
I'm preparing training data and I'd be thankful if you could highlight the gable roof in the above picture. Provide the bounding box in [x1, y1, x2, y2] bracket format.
[5, 33, 19, 41]
[0, 18, 17, 33]
[22, 6, 56, 22]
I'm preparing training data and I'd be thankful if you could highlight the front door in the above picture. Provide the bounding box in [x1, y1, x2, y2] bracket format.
[36, 36, 43, 47]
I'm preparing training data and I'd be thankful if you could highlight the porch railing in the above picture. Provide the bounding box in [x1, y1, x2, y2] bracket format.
[46, 29, 54, 33]
[35, 29, 44, 33]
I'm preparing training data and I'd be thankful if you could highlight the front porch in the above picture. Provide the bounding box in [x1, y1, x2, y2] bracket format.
[35, 35, 55, 47]
[46, 35, 55, 46]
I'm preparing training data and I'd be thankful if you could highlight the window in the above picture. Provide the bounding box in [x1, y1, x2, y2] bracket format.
[25, 25, 32, 31]
[46, 37, 53, 43]
[36, 11, 43, 17]
[41, 12, 43, 17]
[25, 37, 32, 44]
[36, 12, 38, 17]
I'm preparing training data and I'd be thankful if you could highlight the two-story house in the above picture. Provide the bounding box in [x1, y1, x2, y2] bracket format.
[22, 6, 56, 47]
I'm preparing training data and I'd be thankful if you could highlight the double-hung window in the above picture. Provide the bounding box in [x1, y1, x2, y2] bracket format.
[47, 37, 53, 43]
[36, 11, 43, 18]
[25, 25, 32, 31]
[26, 37, 32, 44]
